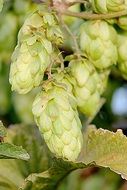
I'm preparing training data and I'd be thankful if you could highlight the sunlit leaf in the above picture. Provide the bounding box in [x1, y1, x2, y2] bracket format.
[83, 125, 127, 180]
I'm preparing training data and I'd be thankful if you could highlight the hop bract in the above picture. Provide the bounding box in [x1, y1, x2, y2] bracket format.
[90, 0, 127, 13]
[32, 82, 83, 161]
[69, 58, 108, 117]
[79, 20, 118, 70]
[117, 32, 127, 79]
[9, 11, 63, 94]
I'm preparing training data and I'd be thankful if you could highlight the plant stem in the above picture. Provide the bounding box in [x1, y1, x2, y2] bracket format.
[60, 9, 127, 20]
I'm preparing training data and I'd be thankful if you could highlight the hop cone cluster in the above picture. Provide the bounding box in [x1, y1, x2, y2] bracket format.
[9, 10, 63, 94]
[90, 0, 127, 13]
[117, 32, 127, 79]
[79, 20, 118, 69]
[32, 82, 83, 161]
[69, 58, 109, 117]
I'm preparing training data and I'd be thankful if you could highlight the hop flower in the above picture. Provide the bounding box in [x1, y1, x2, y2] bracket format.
[32, 82, 83, 161]
[69, 58, 109, 117]
[9, 11, 63, 94]
[79, 20, 118, 70]
[117, 31, 127, 79]
[90, 0, 127, 13]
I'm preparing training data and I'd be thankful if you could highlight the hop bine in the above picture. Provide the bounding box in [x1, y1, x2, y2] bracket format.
[69, 58, 109, 117]
[9, 10, 63, 94]
[90, 0, 127, 13]
[32, 81, 83, 161]
[79, 20, 118, 70]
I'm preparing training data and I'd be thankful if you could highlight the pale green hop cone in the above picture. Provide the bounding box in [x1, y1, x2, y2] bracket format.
[9, 36, 52, 94]
[79, 20, 118, 70]
[69, 58, 108, 117]
[9, 11, 63, 94]
[32, 82, 83, 161]
[117, 31, 127, 79]
[9, 12, 53, 94]
[90, 0, 127, 13]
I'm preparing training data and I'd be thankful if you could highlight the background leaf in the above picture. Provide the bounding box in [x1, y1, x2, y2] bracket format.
[0, 121, 29, 160]
[20, 158, 89, 190]
[83, 125, 127, 180]
[0, 143, 30, 160]
[0, 124, 51, 189]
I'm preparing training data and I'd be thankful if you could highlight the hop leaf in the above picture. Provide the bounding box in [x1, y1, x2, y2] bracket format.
[90, 0, 127, 13]
[79, 20, 118, 70]
[32, 81, 83, 161]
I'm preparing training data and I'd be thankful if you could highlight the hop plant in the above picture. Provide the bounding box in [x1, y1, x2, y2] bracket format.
[117, 31, 127, 79]
[9, 10, 63, 94]
[32, 81, 83, 161]
[69, 58, 109, 117]
[90, 0, 127, 13]
[79, 20, 118, 70]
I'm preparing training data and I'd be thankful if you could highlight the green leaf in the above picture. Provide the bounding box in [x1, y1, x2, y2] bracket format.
[0, 124, 50, 189]
[21, 125, 127, 190]
[20, 158, 89, 190]
[83, 125, 127, 180]
[0, 121, 29, 160]
[0, 143, 30, 160]
[7, 124, 50, 177]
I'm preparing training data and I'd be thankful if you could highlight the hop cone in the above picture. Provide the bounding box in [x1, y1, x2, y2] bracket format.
[32, 82, 83, 161]
[90, 0, 127, 13]
[117, 32, 127, 79]
[69, 58, 109, 117]
[9, 11, 63, 94]
[79, 20, 118, 70]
